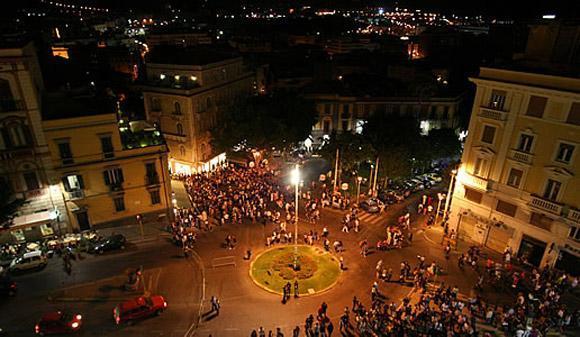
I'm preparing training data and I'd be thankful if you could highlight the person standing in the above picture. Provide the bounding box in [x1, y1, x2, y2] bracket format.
[293, 325, 300, 337]
[276, 327, 284, 337]
[294, 280, 299, 298]
[210, 296, 220, 315]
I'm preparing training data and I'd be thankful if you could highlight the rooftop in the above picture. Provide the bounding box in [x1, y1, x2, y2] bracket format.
[42, 92, 117, 121]
[146, 45, 240, 66]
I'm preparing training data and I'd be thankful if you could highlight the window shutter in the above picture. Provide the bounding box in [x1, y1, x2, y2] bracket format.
[103, 171, 111, 185]
[77, 175, 85, 189]
[117, 169, 124, 183]
[61, 176, 71, 192]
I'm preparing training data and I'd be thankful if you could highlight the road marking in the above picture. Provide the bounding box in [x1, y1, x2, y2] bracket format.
[184, 250, 206, 337]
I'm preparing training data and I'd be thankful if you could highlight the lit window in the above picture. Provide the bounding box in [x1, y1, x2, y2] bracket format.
[159, 74, 166, 80]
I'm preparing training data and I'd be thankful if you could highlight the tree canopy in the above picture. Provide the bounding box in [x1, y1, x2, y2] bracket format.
[212, 91, 316, 152]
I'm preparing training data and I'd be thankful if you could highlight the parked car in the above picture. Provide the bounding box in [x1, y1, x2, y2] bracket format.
[408, 179, 425, 191]
[378, 191, 397, 205]
[425, 172, 443, 183]
[35, 311, 83, 335]
[113, 295, 167, 325]
[0, 275, 16, 297]
[360, 198, 382, 213]
[89, 234, 126, 254]
[9, 251, 47, 273]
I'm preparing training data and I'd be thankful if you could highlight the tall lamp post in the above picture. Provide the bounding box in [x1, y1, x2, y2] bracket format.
[356, 176, 363, 205]
[291, 165, 300, 270]
[442, 168, 458, 223]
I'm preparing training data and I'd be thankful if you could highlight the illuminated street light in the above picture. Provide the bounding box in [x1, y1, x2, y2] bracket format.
[356, 176, 363, 205]
[291, 164, 300, 270]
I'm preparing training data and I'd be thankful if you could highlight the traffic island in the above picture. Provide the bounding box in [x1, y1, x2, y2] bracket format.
[249, 245, 341, 296]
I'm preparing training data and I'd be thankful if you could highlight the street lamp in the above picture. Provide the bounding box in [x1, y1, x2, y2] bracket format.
[442, 167, 458, 223]
[291, 164, 300, 270]
[356, 176, 363, 205]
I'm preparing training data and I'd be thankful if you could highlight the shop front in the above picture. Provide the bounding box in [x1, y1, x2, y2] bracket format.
[518, 235, 547, 267]
[555, 245, 580, 276]
[0, 210, 59, 244]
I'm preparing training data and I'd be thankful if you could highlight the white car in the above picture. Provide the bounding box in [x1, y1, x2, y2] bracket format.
[9, 251, 47, 272]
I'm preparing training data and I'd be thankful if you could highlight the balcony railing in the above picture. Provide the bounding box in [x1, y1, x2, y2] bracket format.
[510, 149, 533, 165]
[67, 190, 85, 200]
[530, 195, 563, 216]
[459, 171, 490, 192]
[568, 209, 580, 224]
[0, 99, 25, 113]
[479, 107, 508, 121]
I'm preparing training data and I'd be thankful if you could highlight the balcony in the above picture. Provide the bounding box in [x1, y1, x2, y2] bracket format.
[67, 190, 85, 200]
[479, 106, 508, 121]
[530, 195, 563, 216]
[458, 170, 490, 192]
[146, 173, 160, 186]
[568, 208, 580, 224]
[0, 99, 25, 113]
[510, 149, 533, 165]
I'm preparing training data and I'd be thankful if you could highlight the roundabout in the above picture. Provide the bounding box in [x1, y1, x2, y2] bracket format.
[249, 245, 341, 295]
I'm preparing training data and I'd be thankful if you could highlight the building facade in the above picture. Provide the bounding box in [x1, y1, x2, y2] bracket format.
[308, 93, 462, 141]
[0, 42, 67, 242]
[42, 108, 172, 230]
[141, 48, 254, 174]
[449, 67, 580, 274]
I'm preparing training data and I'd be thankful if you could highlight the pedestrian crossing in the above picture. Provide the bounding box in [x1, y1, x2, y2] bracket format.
[358, 212, 387, 226]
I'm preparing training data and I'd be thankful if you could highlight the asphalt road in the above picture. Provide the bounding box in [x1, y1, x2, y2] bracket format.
[0, 239, 203, 337]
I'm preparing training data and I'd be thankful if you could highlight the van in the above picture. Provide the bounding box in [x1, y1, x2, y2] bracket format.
[9, 251, 47, 272]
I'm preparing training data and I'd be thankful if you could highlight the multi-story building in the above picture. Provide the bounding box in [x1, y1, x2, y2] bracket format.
[0, 41, 67, 242]
[140, 46, 254, 174]
[449, 66, 580, 274]
[307, 92, 463, 141]
[42, 94, 172, 230]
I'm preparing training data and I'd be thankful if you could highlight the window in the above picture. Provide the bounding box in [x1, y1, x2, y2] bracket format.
[567, 102, 580, 126]
[473, 157, 488, 177]
[151, 97, 160, 111]
[342, 120, 349, 131]
[113, 196, 125, 212]
[23, 172, 39, 191]
[526, 96, 547, 118]
[179, 146, 186, 156]
[530, 212, 553, 231]
[464, 187, 483, 204]
[429, 106, 437, 119]
[555, 143, 575, 164]
[543, 179, 561, 201]
[442, 106, 450, 119]
[103, 168, 124, 186]
[323, 120, 330, 134]
[150, 190, 161, 205]
[176, 123, 183, 135]
[496, 200, 517, 217]
[58, 142, 73, 165]
[174, 101, 181, 115]
[517, 134, 534, 153]
[323, 104, 331, 114]
[62, 174, 84, 191]
[145, 163, 159, 185]
[569, 226, 580, 241]
[507, 168, 523, 188]
[100, 136, 114, 159]
[481, 125, 496, 144]
[343, 104, 350, 115]
[489, 90, 506, 110]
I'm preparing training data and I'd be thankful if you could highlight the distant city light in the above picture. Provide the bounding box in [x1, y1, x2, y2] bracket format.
[542, 14, 556, 19]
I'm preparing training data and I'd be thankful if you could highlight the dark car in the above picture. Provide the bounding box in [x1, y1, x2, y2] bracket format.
[89, 234, 126, 254]
[35, 311, 82, 335]
[0, 275, 16, 297]
[360, 198, 382, 213]
[114, 295, 167, 325]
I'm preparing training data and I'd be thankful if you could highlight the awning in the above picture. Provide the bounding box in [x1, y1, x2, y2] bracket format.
[11, 210, 58, 229]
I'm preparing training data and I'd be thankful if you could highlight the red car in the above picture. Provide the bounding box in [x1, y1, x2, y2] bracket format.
[35, 311, 82, 335]
[113, 295, 167, 324]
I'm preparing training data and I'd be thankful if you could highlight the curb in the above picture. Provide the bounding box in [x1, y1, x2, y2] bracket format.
[48, 295, 139, 302]
[248, 245, 342, 297]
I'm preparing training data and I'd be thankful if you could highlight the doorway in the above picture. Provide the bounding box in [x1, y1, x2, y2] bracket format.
[517, 235, 546, 267]
[75, 211, 91, 231]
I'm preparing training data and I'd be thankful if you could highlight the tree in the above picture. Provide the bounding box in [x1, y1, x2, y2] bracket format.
[212, 91, 316, 152]
[318, 132, 375, 179]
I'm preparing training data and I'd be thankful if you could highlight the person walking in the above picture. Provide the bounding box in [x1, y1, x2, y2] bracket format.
[210, 296, 220, 315]
[276, 327, 284, 337]
[292, 326, 300, 337]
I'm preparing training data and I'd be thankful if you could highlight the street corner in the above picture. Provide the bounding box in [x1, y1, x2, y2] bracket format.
[48, 267, 163, 302]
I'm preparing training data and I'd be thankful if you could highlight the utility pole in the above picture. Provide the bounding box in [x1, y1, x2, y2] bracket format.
[372, 156, 380, 197]
[333, 148, 339, 192]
